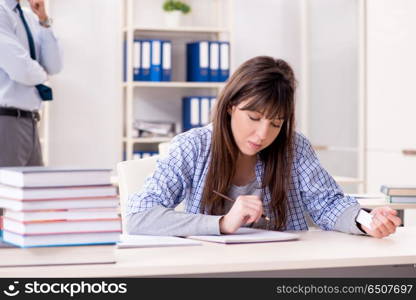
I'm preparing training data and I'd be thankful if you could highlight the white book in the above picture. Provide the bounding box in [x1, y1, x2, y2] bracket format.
[0, 167, 112, 188]
[0, 184, 117, 200]
[187, 228, 300, 244]
[2, 231, 120, 248]
[3, 218, 121, 234]
[116, 234, 201, 249]
[0, 196, 119, 211]
[4, 207, 119, 222]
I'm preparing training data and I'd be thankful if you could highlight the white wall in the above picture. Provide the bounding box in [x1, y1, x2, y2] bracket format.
[306, 0, 360, 190]
[48, 0, 122, 169]
[233, 0, 304, 130]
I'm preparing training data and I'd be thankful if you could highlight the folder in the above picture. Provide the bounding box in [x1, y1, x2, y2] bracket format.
[209, 41, 220, 82]
[209, 96, 217, 120]
[150, 40, 162, 81]
[141, 40, 151, 81]
[186, 41, 209, 82]
[182, 97, 200, 131]
[200, 97, 210, 125]
[133, 39, 141, 81]
[123, 40, 127, 82]
[161, 40, 172, 81]
[219, 41, 230, 82]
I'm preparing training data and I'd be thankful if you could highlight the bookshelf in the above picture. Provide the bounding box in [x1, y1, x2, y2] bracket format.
[121, 0, 233, 161]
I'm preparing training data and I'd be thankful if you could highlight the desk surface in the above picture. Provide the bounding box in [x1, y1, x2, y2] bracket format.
[1, 227, 415, 277]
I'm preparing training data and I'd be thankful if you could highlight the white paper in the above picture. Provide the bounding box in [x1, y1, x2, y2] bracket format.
[187, 228, 299, 244]
[117, 234, 201, 249]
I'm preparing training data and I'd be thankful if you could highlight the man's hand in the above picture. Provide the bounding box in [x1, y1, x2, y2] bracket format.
[361, 207, 402, 238]
[219, 195, 263, 234]
[28, 0, 48, 23]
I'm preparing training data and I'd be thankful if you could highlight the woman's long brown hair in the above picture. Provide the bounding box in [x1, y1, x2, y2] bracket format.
[200, 56, 296, 230]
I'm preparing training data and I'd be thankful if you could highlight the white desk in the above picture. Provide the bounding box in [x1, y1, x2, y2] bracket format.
[0, 227, 415, 277]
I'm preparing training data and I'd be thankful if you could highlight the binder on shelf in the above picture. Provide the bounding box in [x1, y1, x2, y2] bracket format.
[161, 40, 172, 81]
[186, 41, 209, 82]
[133, 39, 142, 81]
[150, 40, 162, 81]
[200, 97, 210, 125]
[209, 41, 220, 82]
[141, 40, 151, 81]
[209, 97, 217, 120]
[219, 41, 230, 82]
[182, 97, 201, 131]
[123, 40, 127, 82]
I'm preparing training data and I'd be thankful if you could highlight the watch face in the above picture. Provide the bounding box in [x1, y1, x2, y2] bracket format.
[41, 18, 53, 27]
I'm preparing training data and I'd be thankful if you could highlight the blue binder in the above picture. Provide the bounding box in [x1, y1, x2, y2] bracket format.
[182, 96, 201, 131]
[200, 97, 210, 125]
[150, 40, 162, 81]
[161, 40, 172, 81]
[209, 96, 217, 120]
[209, 41, 220, 82]
[141, 40, 151, 81]
[123, 40, 127, 82]
[133, 39, 141, 81]
[186, 41, 209, 82]
[219, 41, 230, 82]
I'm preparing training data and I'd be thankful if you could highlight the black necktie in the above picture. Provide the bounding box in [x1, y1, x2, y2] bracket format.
[16, 3, 53, 101]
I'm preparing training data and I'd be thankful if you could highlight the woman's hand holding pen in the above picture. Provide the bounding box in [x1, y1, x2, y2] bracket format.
[361, 207, 402, 238]
[219, 195, 264, 234]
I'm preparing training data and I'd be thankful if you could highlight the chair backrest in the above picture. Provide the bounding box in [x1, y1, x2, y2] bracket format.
[117, 156, 159, 233]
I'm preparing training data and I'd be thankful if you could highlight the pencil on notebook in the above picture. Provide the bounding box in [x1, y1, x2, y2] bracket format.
[213, 190, 270, 221]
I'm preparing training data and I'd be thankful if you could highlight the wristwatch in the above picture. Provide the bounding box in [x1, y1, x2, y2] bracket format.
[39, 17, 53, 28]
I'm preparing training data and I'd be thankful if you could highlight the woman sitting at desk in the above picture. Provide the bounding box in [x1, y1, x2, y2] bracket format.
[126, 56, 401, 238]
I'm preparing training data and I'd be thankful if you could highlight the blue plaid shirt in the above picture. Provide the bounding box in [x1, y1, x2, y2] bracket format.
[127, 125, 359, 231]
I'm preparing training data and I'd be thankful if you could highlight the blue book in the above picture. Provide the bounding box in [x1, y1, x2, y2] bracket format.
[209, 41, 220, 82]
[161, 40, 172, 81]
[219, 41, 230, 82]
[133, 39, 142, 81]
[200, 96, 210, 125]
[182, 96, 201, 131]
[141, 40, 151, 81]
[150, 40, 162, 81]
[186, 41, 209, 82]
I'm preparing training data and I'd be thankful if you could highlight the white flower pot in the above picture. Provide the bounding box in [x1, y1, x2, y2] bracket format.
[164, 11, 182, 27]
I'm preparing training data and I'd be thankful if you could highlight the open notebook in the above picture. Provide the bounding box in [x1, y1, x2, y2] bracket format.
[116, 234, 201, 249]
[187, 228, 300, 244]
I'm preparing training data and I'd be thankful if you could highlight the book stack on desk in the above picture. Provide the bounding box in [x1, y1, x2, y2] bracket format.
[381, 185, 416, 203]
[0, 167, 121, 248]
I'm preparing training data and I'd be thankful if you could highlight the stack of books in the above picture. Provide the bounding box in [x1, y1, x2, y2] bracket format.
[0, 167, 121, 248]
[381, 185, 416, 203]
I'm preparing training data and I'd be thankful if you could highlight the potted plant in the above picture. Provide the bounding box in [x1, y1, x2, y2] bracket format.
[163, 0, 191, 27]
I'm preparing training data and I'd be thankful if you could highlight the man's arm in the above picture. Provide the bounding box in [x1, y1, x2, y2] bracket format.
[29, 0, 62, 75]
[0, 7, 47, 86]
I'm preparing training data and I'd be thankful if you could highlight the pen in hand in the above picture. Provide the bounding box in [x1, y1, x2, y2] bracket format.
[213, 190, 270, 222]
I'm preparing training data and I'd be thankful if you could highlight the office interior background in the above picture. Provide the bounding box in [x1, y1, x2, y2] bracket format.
[39, 0, 415, 198]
